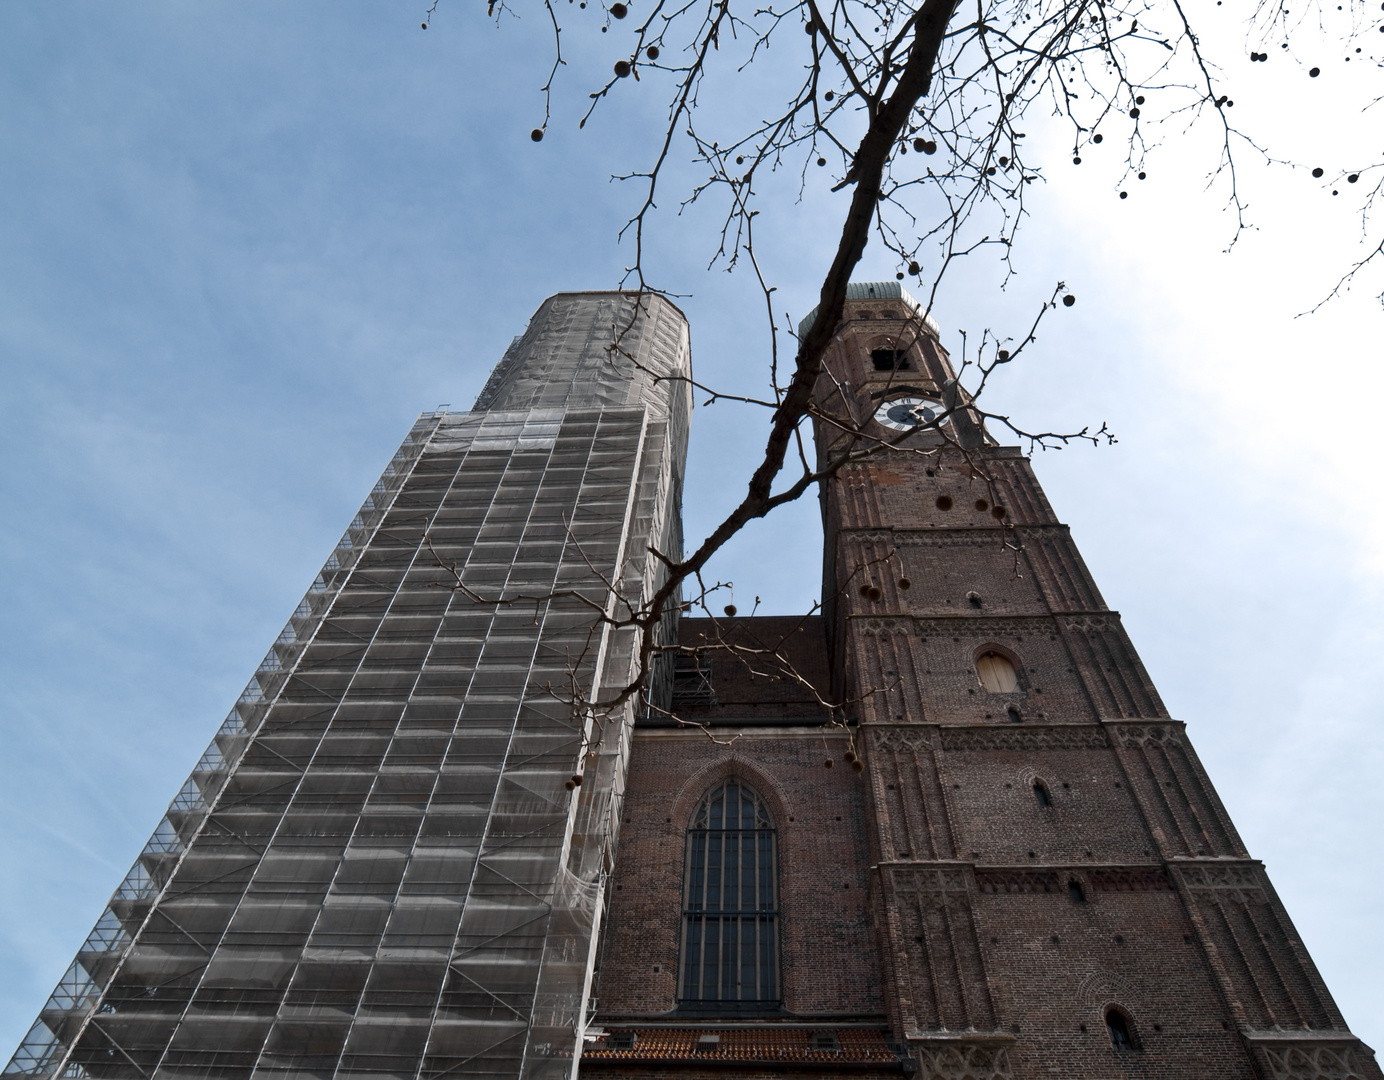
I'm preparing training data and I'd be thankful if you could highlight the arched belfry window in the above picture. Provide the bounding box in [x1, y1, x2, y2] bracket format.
[679, 780, 780, 1005]
[976, 649, 1019, 693]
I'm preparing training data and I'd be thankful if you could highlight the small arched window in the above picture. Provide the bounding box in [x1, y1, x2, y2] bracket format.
[1105, 1007, 1138, 1052]
[1033, 782, 1053, 809]
[680, 780, 779, 1005]
[1068, 879, 1086, 904]
[976, 650, 1018, 693]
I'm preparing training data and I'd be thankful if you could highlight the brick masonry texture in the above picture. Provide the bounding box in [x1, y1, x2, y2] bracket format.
[580, 293, 1381, 1080]
[594, 726, 884, 1020]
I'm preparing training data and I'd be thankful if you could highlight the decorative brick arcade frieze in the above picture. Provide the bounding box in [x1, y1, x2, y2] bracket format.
[974, 865, 1172, 895]
[870, 726, 938, 753]
[1107, 720, 1186, 747]
[914, 615, 1058, 639]
[908, 1039, 1014, 1080]
[1248, 1034, 1382, 1080]
[1057, 613, 1119, 633]
[1173, 861, 1266, 902]
[858, 617, 922, 637]
[940, 724, 1109, 751]
[891, 863, 972, 896]
[878, 529, 1012, 547]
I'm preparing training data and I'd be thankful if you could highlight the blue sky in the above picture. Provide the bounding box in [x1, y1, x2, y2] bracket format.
[2, 0, 1381, 1056]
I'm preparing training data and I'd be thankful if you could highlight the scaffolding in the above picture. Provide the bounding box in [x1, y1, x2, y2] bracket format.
[6, 292, 692, 1080]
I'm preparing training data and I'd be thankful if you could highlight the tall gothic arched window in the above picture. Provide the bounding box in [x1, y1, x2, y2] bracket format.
[679, 780, 780, 1005]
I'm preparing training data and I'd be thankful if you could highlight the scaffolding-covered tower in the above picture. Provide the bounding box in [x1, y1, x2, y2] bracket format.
[6, 292, 692, 1080]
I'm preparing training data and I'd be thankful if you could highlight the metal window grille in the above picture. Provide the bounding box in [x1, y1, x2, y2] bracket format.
[679, 781, 779, 1003]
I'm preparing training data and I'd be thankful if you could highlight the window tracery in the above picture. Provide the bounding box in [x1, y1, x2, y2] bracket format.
[679, 780, 780, 1005]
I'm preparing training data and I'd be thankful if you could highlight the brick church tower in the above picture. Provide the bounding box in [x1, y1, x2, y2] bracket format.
[583, 283, 1379, 1080]
[7, 287, 1374, 1080]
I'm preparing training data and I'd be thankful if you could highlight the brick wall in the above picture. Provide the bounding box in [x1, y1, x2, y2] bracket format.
[594, 726, 885, 1020]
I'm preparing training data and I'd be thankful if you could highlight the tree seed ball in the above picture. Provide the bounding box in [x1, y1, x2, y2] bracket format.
[998, 349, 1010, 361]
[614, 59, 631, 76]
[817, 157, 826, 166]
[1135, 95, 1145, 104]
[1313, 167, 1324, 177]
[421, 21, 428, 28]
[923, 140, 937, 154]
[724, 604, 737, 617]
[913, 138, 926, 152]
[896, 272, 905, 280]
[1309, 66, 1320, 76]
[999, 155, 1009, 164]
[531, 129, 544, 142]
[1129, 107, 1140, 118]
[736, 155, 744, 164]
[1348, 173, 1359, 183]
[852, 759, 865, 772]
[610, 2, 627, 16]
[1120, 191, 1128, 199]
[1062, 294, 1076, 306]
[1138, 171, 1146, 179]
[1092, 133, 1103, 143]
[824, 90, 834, 101]
[908, 260, 920, 274]
[825, 758, 834, 768]
[646, 45, 659, 59]
[1073, 157, 1081, 164]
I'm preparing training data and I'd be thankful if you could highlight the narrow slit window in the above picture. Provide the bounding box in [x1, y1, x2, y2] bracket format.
[1068, 879, 1086, 903]
[1034, 782, 1053, 809]
[1106, 1008, 1137, 1052]
[976, 651, 1018, 693]
[679, 780, 779, 1005]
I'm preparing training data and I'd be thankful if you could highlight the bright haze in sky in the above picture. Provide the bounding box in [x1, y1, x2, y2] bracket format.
[0, 0, 1380, 1058]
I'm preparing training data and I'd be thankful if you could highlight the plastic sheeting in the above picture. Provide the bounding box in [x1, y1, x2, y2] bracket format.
[6, 292, 691, 1080]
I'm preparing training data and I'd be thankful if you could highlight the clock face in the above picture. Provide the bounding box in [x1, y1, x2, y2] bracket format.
[874, 395, 944, 432]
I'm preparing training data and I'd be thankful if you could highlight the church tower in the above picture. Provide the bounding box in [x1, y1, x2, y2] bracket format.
[7, 285, 1375, 1080]
[583, 283, 1379, 1080]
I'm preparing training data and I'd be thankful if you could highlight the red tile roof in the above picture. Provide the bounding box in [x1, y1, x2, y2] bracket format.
[581, 1026, 901, 1067]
